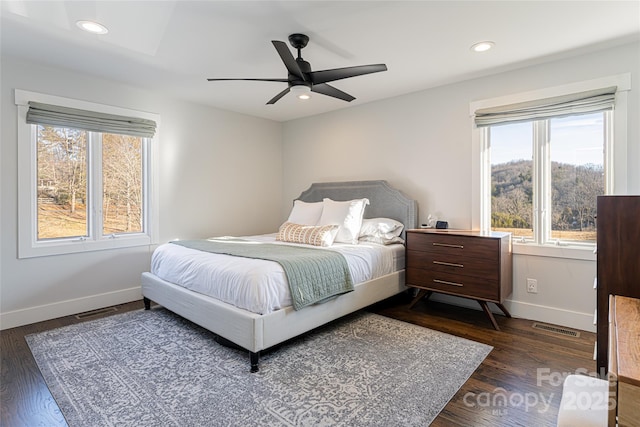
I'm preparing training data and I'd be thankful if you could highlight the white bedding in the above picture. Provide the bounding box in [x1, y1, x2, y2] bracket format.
[151, 233, 404, 315]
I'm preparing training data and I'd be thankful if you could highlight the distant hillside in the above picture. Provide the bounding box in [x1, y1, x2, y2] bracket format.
[491, 160, 603, 232]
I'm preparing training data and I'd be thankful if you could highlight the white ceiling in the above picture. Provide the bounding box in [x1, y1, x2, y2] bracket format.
[2, 1, 639, 122]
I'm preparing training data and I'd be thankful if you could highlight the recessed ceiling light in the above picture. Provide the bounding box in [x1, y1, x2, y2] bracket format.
[471, 41, 495, 52]
[76, 20, 109, 35]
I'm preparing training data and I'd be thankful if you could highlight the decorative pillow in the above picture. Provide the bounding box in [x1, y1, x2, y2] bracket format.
[359, 218, 404, 238]
[276, 222, 339, 247]
[286, 200, 323, 225]
[317, 198, 370, 244]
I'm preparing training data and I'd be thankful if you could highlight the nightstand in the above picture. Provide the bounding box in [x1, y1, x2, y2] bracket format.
[405, 229, 513, 330]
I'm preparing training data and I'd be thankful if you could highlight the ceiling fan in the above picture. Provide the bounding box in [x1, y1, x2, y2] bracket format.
[207, 33, 387, 105]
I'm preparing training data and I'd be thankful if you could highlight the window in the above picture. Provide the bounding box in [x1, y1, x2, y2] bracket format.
[36, 127, 145, 239]
[36, 125, 89, 239]
[488, 112, 608, 245]
[16, 90, 159, 258]
[102, 133, 145, 236]
[471, 74, 630, 254]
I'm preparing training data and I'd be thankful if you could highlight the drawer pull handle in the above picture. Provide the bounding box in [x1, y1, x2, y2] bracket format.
[433, 261, 464, 268]
[432, 243, 464, 249]
[433, 279, 464, 287]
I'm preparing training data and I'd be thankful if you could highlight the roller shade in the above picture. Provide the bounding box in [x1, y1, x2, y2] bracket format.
[474, 86, 616, 128]
[26, 101, 156, 137]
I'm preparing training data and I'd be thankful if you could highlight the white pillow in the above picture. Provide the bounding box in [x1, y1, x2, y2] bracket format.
[286, 200, 323, 225]
[359, 218, 404, 238]
[276, 222, 339, 247]
[359, 235, 405, 245]
[318, 198, 370, 244]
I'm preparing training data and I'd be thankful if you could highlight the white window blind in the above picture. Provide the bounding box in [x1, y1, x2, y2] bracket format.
[26, 101, 156, 137]
[474, 86, 617, 128]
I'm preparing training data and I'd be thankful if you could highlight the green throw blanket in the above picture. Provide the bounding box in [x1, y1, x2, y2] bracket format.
[170, 238, 354, 310]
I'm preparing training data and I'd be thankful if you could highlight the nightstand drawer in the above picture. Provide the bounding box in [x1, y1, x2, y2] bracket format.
[406, 250, 499, 281]
[406, 232, 499, 260]
[406, 268, 500, 301]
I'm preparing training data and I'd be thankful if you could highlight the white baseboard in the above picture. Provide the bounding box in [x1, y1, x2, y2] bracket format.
[2, 287, 596, 334]
[0, 287, 142, 330]
[506, 299, 595, 333]
[428, 294, 595, 333]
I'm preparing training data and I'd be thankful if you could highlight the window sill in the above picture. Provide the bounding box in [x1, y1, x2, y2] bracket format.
[512, 242, 596, 261]
[19, 235, 153, 259]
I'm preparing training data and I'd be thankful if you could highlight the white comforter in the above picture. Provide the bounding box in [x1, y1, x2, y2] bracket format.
[151, 234, 404, 315]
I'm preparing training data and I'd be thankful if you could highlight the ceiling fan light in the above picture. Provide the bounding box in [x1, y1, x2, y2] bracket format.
[290, 85, 311, 100]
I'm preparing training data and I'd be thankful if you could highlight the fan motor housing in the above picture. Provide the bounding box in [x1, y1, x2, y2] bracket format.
[288, 33, 309, 50]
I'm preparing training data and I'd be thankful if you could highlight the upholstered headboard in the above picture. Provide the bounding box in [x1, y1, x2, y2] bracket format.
[296, 180, 418, 238]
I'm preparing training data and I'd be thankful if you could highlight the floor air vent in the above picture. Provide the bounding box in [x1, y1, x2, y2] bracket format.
[75, 306, 118, 319]
[532, 322, 580, 337]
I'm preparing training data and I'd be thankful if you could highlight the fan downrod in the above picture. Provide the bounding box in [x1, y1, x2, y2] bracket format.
[288, 33, 309, 50]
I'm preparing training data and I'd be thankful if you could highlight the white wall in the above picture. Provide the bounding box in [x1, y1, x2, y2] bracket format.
[282, 41, 640, 332]
[0, 56, 283, 329]
[3, 41, 638, 332]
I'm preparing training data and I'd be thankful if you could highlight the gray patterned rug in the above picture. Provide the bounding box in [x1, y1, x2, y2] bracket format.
[26, 308, 491, 427]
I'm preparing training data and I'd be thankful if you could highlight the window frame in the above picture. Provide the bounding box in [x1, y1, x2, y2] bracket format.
[15, 90, 160, 258]
[470, 74, 630, 260]
[485, 112, 611, 247]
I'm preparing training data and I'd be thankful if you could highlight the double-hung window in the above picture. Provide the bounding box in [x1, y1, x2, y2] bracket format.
[16, 90, 159, 258]
[471, 75, 630, 252]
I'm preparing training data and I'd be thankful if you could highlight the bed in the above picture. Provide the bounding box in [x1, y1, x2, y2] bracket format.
[141, 180, 418, 372]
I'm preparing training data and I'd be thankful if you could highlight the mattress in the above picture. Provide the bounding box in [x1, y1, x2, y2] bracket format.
[151, 233, 405, 315]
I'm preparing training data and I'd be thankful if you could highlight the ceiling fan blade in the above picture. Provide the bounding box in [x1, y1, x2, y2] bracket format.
[207, 78, 289, 82]
[272, 40, 306, 81]
[311, 83, 355, 102]
[309, 64, 387, 84]
[266, 87, 290, 105]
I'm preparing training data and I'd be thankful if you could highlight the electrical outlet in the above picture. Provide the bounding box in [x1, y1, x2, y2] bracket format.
[527, 278, 538, 294]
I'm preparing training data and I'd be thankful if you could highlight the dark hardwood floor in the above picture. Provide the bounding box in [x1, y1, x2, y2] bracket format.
[1, 295, 596, 427]
[372, 295, 596, 427]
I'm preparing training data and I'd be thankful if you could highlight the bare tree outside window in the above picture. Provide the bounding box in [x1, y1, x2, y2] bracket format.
[549, 114, 604, 242]
[489, 113, 605, 243]
[102, 134, 143, 234]
[36, 126, 88, 239]
[490, 123, 533, 239]
[35, 126, 145, 240]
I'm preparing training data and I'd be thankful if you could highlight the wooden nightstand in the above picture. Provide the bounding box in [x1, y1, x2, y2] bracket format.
[405, 229, 513, 330]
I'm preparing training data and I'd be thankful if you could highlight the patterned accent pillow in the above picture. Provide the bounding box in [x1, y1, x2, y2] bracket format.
[276, 222, 339, 247]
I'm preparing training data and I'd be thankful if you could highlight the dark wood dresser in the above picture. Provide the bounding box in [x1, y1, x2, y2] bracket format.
[596, 195, 640, 377]
[406, 229, 513, 330]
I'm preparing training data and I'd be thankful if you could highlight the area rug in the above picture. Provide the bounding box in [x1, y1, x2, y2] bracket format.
[26, 308, 492, 427]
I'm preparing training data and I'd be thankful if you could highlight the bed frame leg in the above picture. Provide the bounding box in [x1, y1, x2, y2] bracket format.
[143, 297, 151, 310]
[250, 352, 260, 373]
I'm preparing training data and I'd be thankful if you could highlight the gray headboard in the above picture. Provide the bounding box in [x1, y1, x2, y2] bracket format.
[296, 180, 418, 238]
